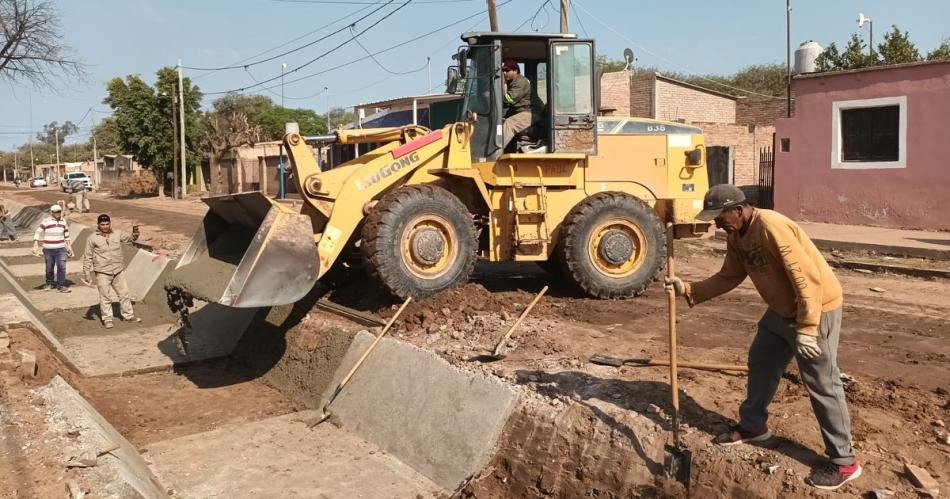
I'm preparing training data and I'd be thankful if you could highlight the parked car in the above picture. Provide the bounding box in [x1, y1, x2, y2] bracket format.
[30, 177, 48, 188]
[60, 171, 94, 192]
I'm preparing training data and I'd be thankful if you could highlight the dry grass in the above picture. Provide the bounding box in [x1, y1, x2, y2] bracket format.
[114, 172, 160, 197]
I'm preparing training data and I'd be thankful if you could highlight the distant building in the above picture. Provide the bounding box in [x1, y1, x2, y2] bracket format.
[600, 70, 785, 204]
[774, 60, 950, 230]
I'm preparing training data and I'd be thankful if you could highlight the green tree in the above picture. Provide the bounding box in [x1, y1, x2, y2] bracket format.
[815, 42, 845, 71]
[91, 117, 121, 156]
[877, 25, 921, 64]
[927, 38, 950, 61]
[596, 55, 629, 74]
[36, 121, 78, 147]
[103, 67, 202, 190]
[841, 34, 877, 68]
[252, 106, 326, 141]
[211, 93, 274, 119]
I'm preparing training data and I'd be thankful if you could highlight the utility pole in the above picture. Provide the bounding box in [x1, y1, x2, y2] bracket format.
[325, 87, 331, 130]
[171, 85, 180, 199]
[560, 0, 569, 33]
[427, 57, 431, 94]
[487, 0, 498, 31]
[91, 121, 99, 189]
[786, 0, 792, 118]
[13, 150, 17, 182]
[177, 59, 187, 196]
[55, 128, 60, 165]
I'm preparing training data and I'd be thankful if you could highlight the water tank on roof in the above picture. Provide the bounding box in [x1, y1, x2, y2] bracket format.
[794, 41, 823, 74]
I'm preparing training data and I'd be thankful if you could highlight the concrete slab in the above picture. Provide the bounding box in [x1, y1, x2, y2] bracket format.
[27, 284, 104, 311]
[39, 376, 169, 499]
[123, 249, 172, 302]
[60, 304, 257, 376]
[7, 260, 83, 277]
[0, 246, 34, 257]
[326, 331, 520, 490]
[0, 293, 31, 324]
[147, 411, 441, 498]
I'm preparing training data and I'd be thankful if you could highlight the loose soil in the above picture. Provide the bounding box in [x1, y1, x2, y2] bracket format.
[164, 225, 255, 302]
[41, 299, 178, 337]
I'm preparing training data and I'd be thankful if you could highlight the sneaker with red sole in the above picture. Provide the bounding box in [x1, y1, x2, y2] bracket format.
[715, 424, 773, 446]
[806, 461, 862, 490]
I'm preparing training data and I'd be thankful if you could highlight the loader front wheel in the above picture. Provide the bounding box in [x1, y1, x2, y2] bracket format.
[561, 192, 665, 299]
[362, 185, 477, 299]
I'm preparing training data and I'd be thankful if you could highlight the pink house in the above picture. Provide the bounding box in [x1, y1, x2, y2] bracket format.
[774, 61, 950, 230]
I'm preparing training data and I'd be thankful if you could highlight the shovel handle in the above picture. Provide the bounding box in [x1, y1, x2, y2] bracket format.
[666, 222, 681, 447]
[492, 285, 548, 356]
[335, 296, 412, 393]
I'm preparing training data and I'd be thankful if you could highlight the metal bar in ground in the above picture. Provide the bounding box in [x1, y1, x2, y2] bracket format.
[315, 298, 387, 327]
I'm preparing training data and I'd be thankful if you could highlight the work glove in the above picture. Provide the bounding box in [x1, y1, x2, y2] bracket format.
[795, 333, 822, 360]
[81, 274, 93, 287]
[66, 247, 75, 258]
[31, 243, 40, 257]
[664, 276, 686, 297]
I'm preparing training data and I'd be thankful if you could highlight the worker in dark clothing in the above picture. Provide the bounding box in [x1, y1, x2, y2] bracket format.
[501, 58, 540, 150]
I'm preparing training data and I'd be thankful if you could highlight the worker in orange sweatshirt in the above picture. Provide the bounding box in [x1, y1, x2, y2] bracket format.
[666, 184, 860, 491]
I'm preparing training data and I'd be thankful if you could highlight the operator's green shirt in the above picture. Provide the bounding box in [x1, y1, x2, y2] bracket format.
[504, 74, 533, 116]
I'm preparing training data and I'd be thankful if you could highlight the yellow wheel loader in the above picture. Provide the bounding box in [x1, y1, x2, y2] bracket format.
[171, 32, 711, 307]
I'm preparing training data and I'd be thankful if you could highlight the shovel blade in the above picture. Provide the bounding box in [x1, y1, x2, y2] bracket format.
[664, 444, 692, 489]
[589, 354, 624, 367]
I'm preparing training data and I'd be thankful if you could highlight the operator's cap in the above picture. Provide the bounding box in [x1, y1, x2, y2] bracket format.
[502, 58, 519, 70]
[97, 214, 110, 224]
[50, 204, 62, 212]
[696, 184, 746, 221]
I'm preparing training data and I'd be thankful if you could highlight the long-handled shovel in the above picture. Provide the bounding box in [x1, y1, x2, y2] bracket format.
[468, 285, 548, 363]
[313, 296, 412, 426]
[663, 222, 692, 489]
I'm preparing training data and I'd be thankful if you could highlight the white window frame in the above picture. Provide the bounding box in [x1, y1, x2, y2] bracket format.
[831, 95, 907, 169]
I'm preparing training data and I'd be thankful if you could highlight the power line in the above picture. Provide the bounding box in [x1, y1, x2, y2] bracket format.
[219, 0, 510, 97]
[572, 0, 784, 99]
[183, 1, 395, 72]
[192, 3, 381, 80]
[350, 25, 428, 75]
[270, 0, 471, 3]
[205, 0, 414, 95]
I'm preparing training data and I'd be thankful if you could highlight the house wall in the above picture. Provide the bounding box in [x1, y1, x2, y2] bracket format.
[654, 78, 736, 124]
[774, 62, 950, 230]
[736, 95, 793, 126]
[698, 123, 775, 203]
[599, 70, 631, 115]
[629, 72, 655, 118]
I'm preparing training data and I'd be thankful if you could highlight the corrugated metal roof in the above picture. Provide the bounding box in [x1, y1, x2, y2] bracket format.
[354, 93, 461, 110]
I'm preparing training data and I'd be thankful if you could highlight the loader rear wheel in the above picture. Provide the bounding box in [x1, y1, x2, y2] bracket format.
[561, 192, 665, 299]
[362, 184, 477, 299]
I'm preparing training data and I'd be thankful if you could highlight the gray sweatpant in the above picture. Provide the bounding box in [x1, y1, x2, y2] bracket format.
[739, 307, 855, 465]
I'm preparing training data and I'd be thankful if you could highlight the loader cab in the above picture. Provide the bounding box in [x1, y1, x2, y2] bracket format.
[450, 32, 597, 162]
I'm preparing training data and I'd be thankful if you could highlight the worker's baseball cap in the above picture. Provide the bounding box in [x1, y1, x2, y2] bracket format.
[50, 204, 62, 212]
[502, 58, 518, 70]
[97, 214, 110, 223]
[696, 184, 746, 221]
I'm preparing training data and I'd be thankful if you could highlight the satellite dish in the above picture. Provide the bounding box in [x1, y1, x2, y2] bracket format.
[623, 48, 635, 70]
[857, 13, 870, 27]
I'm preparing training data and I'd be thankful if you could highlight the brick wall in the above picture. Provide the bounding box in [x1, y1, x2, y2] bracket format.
[599, 70, 631, 115]
[736, 95, 793, 126]
[695, 122, 775, 202]
[655, 78, 736, 124]
[629, 72, 655, 117]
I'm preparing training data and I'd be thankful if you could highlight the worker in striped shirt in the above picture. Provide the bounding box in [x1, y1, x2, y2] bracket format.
[32, 204, 74, 292]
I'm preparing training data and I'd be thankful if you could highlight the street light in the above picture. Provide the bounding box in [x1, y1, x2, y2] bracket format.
[281, 63, 287, 107]
[858, 13, 874, 58]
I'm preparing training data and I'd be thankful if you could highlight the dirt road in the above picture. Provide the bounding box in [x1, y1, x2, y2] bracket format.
[2, 192, 947, 497]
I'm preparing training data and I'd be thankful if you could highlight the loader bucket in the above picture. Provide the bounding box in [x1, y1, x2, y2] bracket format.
[169, 192, 318, 308]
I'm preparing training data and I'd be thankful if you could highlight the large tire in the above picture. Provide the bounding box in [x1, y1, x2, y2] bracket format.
[560, 192, 665, 299]
[362, 184, 477, 299]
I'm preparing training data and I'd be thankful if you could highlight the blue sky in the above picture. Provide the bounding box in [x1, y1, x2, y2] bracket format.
[1, 0, 948, 151]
